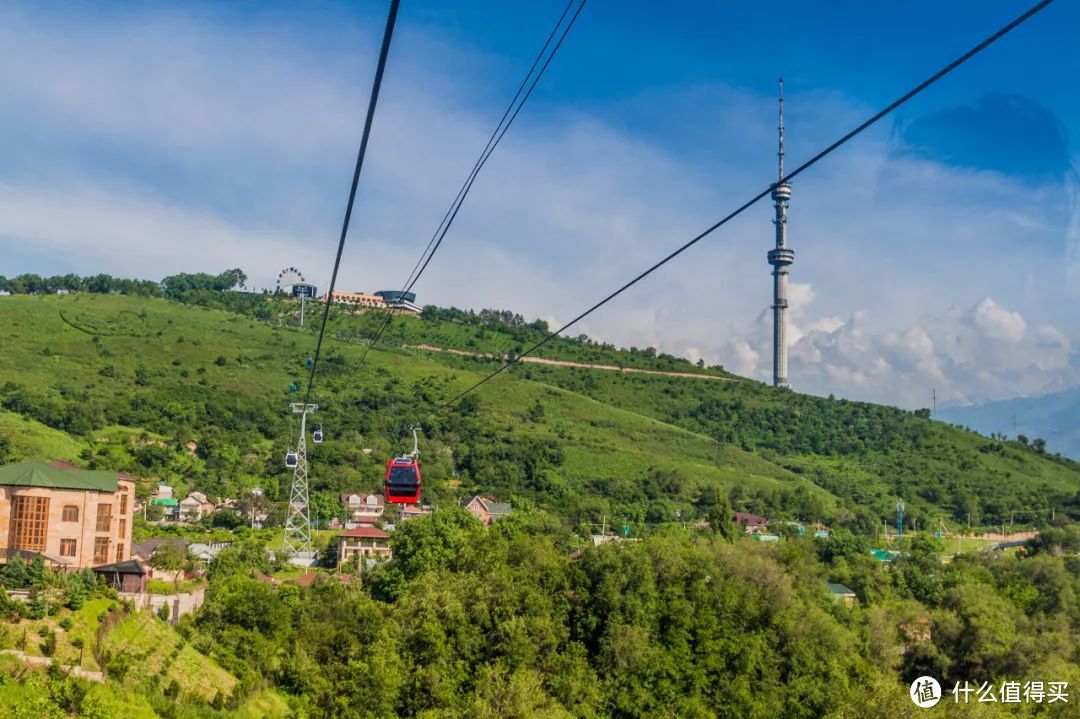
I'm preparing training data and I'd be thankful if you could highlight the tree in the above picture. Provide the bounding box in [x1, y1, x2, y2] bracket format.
[705, 493, 738, 542]
[65, 572, 87, 611]
[1, 554, 29, 589]
[149, 543, 190, 594]
[1033, 437, 1047, 453]
[26, 585, 46, 619]
[206, 539, 273, 582]
[27, 553, 46, 588]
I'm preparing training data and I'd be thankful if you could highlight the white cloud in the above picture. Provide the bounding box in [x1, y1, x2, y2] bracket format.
[725, 291, 1078, 407]
[971, 297, 1027, 342]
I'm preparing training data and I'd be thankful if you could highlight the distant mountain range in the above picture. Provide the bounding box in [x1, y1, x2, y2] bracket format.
[939, 388, 1080, 460]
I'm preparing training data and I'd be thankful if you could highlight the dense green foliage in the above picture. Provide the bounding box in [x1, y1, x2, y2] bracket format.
[173, 513, 1080, 718]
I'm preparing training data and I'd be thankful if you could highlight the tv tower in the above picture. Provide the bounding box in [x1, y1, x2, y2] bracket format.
[767, 78, 795, 388]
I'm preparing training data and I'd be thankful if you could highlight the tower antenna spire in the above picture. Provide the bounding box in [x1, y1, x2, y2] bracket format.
[778, 77, 785, 180]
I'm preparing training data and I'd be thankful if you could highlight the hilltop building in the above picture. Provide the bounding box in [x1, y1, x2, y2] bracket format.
[329, 291, 386, 311]
[0, 460, 135, 569]
[328, 290, 422, 315]
[374, 290, 422, 315]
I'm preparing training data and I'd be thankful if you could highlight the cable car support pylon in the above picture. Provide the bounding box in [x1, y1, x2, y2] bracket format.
[284, 403, 318, 564]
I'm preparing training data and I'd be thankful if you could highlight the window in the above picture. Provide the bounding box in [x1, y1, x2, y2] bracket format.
[60, 539, 77, 557]
[95, 503, 112, 533]
[62, 505, 79, 522]
[118, 519, 127, 540]
[115, 543, 125, 562]
[93, 537, 110, 565]
[119, 492, 128, 515]
[9, 496, 50, 552]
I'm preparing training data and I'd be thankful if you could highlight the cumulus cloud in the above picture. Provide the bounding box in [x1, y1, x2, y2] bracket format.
[723, 290, 1079, 407]
[971, 297, 1027, 342]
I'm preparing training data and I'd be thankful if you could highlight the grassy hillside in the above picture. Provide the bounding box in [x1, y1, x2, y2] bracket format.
[101, 610, 237, 703]
[0, 409, 84, 462]
[0, 292, 1077, 531]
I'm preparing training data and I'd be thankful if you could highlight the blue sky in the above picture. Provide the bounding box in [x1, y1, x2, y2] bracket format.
[1, 0, 1077, 408]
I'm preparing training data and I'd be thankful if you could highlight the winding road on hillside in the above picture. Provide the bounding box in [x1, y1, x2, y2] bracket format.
[403, 344, 741, 382]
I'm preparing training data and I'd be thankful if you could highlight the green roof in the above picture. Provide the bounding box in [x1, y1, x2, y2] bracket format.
[151, 497, 179, 506]
[0, 460, 118, 492]
[826, 582, 856, 596]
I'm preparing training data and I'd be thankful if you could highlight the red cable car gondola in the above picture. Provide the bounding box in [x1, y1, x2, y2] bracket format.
[384, 456, 421, 504]
[384, 426, 422, 504]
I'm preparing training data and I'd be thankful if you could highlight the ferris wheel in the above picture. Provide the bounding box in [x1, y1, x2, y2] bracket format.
[275, 267, 307, 293]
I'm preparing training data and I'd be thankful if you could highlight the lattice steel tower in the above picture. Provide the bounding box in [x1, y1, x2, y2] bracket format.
[767, 78, 795, 388]
[283, 403, 317, 560]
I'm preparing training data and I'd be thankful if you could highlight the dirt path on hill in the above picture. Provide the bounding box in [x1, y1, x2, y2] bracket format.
[403, 344, 739, 382]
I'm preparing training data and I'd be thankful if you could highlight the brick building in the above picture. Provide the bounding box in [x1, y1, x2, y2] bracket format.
[0, 460, 135, 570]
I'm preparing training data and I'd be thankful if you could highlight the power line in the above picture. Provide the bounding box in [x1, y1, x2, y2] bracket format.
[353, 0, 587, 371]
[302, 0, 400, 405]
[431, 0, 1055, 414]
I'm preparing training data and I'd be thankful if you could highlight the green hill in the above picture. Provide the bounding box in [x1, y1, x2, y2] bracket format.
[0, 291, 1077, 531]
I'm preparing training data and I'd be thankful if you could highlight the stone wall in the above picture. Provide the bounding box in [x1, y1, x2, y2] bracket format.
[119, 587, 205, 625]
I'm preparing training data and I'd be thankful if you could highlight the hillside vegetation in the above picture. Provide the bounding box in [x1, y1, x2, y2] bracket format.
[0, 290, 1076, 532]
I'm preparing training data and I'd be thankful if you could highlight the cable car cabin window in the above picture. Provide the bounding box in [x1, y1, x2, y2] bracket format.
[387, 466, 419, 486]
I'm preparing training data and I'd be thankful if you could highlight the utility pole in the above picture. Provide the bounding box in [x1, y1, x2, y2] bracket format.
[300, 294, 306, 328]
[283, 403, 318, 562]
[932, 388, 937, 419]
